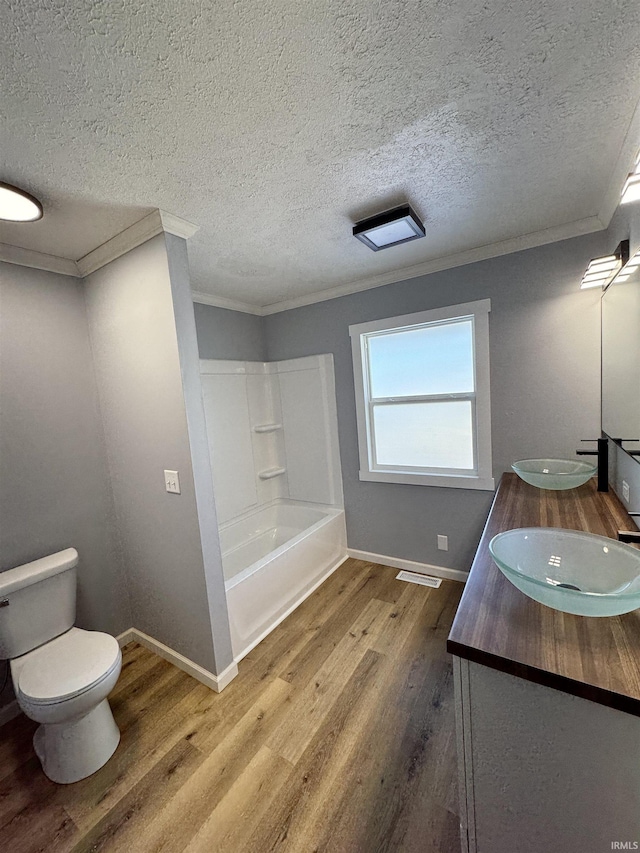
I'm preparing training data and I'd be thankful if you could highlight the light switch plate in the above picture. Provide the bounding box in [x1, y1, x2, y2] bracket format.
[623, 480, 630, 503]
[164, 470, 181, 494]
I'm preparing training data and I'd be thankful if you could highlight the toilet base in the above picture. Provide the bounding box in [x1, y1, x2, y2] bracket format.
[33, 699, 120, 784]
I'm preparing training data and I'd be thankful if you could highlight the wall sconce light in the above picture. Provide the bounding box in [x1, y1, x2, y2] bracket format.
[353, 204, 425, 251]
[621, 150, 640, 205]
[0, 182, 43, 222]
[580, 240, 629, 289]
[611, 245, 640, 284]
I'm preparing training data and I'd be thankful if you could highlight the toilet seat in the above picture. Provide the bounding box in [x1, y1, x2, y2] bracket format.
[16, 628, 121, 706]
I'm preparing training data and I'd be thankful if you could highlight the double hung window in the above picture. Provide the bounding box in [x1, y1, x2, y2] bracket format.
[349, 300, 493, 490]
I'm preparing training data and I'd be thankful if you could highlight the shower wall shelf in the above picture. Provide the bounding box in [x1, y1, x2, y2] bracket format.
[258, 467, 287, 480]
[253, 423, 283, 433]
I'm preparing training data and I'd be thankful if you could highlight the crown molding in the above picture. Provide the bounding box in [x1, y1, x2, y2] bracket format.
[77, 209, 199, 277]
[259, 215, 604, 315]
[597, 93, 640, 229]
[192, 290, 264, 315]
[0, 209, 200, 279]
[0, 242, 81, 277]
[158, 209, 200, 240]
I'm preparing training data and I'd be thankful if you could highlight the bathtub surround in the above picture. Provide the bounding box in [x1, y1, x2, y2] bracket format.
[200, 356, 343, 523]
[0, 261, 132, 715]
[201, 354, 347, 660]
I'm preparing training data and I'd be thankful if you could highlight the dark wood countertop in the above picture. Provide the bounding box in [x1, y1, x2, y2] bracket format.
[447, 473, 640, 715]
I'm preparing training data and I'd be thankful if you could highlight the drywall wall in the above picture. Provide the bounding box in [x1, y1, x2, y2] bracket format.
[84, 235, 232, 674]
[164, 236, 233, 672]
[194, 302, 266, 361]
[0, 261, 131, 712]
[264, 230, 608, 572]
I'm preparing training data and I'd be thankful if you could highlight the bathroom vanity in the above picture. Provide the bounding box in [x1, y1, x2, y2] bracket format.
[448, 474, 640, 853]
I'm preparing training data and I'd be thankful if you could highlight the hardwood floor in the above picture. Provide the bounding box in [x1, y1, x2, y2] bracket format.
[0, 559, 463, 853]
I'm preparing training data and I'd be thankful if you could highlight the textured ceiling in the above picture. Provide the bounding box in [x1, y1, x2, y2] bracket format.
[2, 0, 640, 308]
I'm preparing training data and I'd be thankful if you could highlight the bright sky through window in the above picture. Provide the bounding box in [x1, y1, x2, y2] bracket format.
[350, 301, 493, 490]
[368, 319, 474, 398]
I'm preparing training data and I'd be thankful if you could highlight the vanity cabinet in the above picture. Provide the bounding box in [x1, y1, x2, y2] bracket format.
[448, 474, 640, 853]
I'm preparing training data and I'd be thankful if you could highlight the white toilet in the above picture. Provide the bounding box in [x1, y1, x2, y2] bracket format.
[0, 548, 122, 784]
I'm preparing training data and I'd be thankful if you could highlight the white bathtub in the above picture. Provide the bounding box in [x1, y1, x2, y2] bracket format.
[220, 500, 347, 661]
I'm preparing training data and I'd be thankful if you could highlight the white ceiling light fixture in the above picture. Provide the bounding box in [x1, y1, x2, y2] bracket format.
[621, 150, 640, 205]
[580, 240, 629, 290]
[0, 182, 43, 222]
[353, 204, 425, 251]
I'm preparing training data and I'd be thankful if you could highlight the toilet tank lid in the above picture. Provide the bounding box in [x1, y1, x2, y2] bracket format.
[0, 548, 78, 596]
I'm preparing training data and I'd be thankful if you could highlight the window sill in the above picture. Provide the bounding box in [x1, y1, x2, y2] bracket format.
[358, 469, 496, 491]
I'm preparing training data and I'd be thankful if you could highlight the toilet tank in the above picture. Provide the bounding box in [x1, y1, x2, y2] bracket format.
[0, 548, 78, 659]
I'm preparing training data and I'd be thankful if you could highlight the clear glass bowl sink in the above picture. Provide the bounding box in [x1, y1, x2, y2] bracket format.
[489, 527, 640, 616]
[511, 458, 597, 490]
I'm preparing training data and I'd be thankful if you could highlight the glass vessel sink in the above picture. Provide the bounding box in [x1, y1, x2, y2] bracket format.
[511, 458, 597, 490]
[489, 527, 640, 616]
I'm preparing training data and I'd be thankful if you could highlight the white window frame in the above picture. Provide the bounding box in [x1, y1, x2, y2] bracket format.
[349, 299, 494, 491]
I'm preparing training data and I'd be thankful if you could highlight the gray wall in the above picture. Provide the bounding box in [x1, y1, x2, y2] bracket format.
[165, 236, 233, 672]
[0, 261, 132, 710]
[194, 302, 266, 361]
[264, 231, 608, 572]
[84, 235, 232, 673]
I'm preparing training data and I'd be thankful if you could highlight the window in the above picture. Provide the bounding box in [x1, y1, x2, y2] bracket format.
[349, 300, 494, 490]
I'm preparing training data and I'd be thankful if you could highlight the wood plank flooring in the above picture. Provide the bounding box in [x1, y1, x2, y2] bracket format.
[0, 559, 463, 853]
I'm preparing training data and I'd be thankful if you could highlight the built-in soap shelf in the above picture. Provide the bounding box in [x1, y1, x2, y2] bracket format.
[253, 423, 283, 433]
[258, 467, 286, 480]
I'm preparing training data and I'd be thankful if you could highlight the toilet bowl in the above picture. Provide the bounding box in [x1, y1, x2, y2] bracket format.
[11, 628, 122, 784]
[0, 548, 123, 784]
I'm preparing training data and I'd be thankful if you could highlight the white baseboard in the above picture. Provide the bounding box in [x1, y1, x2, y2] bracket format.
[0, 699, 20, 728]
[116, 628, 238, 693]
[232, 553, 350, 665]
[346, 549, 468, 583]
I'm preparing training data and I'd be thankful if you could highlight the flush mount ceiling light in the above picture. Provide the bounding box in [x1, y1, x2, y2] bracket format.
[353, 204, 425, 251]
[0, 182, 43, 222]
[621, 150, 640, 205]
[580, 240, 629, 290]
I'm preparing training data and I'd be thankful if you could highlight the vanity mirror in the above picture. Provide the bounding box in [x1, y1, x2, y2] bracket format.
[601, 260, 640, 458]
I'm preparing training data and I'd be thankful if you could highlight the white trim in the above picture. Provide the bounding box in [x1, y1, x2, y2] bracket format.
[0, 209, 199, 279]
[357, 469, 495, 491]
[347, 548, 468, 583]
[192, 290, 264, 315]
[0, 699, 21, 728]
[231, 553, 350, 665]
[115, 628, 238, 693]
[258, 216, 603, 315]
[158, 210, 200, 241]
[349, 300, 494, 491]
[348, 299, 491, 338]
[77, 210, 199, 277]
[0, 242, 81, 277]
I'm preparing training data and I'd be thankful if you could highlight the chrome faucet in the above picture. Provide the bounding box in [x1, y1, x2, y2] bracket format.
[618, 514, 640, 544]
[576, 438, 608, 492]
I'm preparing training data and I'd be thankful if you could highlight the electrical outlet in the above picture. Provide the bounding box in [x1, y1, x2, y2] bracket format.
[164, 470, 181, 494]
[437, 534, 449, 551]
[623, 480, 630, 503]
